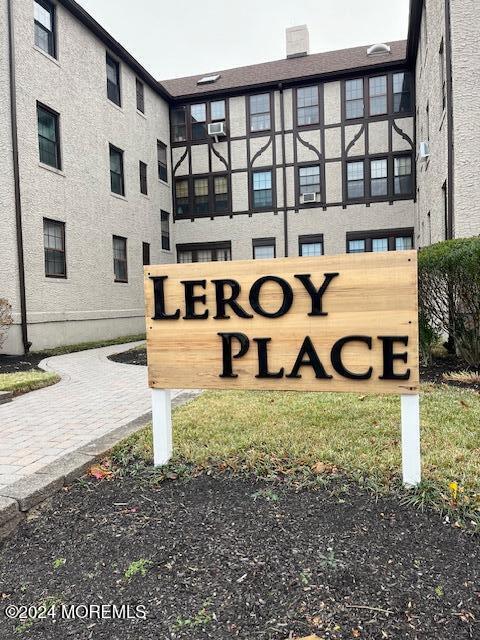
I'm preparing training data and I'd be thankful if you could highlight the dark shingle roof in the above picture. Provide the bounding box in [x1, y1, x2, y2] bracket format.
[161, 40, 407, 99]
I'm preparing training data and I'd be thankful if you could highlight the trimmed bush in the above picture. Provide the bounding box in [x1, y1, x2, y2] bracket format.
[418, 237, 480, 368]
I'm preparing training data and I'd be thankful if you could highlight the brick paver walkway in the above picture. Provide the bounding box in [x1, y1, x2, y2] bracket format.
[0, 342, 180, 491]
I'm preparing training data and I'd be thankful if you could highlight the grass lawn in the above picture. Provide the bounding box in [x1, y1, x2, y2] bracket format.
[114, 384, 480, 528]
[0, 370, 60, 395]
[35, 333, 145, 357]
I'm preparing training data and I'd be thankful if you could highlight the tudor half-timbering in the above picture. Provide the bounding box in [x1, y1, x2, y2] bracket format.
[2, 0, 480, 355]
[163, 34, 416, 262]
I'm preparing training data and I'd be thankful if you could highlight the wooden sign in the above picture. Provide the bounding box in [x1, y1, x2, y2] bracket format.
[144, 251, 419, 395]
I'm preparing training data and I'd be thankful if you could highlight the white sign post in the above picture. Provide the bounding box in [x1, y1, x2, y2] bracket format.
[400, 394, 421, 486]
[152, 391, 422, 486]
[152, 388, 172, 466]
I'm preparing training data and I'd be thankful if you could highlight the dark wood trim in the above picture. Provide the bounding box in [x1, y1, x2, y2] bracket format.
[113, 235, 128, 283]
[249, 166, 276, 213]
[176, 240, 232, 262]
[43, 217, 67, 279]
[173, 172, 231, 220]
[298, 233, 324, 256]
[37, 101, 62, 170]
[278, 83, 288, 256]
[252, 237, 276, 259]
[346, 227, 414, 252]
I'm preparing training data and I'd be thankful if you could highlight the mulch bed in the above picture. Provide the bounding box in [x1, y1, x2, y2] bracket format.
[0, 475, 478, 639]
[110, 347, 480, 392]
[0, 353, 46, 374]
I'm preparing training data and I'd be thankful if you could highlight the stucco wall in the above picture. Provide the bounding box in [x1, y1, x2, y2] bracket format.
[450, 0, 480, 238]
[5, 1, 173, 353]
[414, 0, 449, 247]
[0, 1, 23, 354]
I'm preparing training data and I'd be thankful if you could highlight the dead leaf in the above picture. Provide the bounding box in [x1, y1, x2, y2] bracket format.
[88, 464, 113, 480]
[312, 462, 327, 474]
[460, 400, 470, 409]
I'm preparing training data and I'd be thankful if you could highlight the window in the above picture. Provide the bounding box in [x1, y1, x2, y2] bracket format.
[347, 229, 414, 253]
[347, 161, 364, 199]
[139, 161, 148, 195]
[252, 170, 273, 208]
[175, 179, 189, 215]
[191, 103, 207, 140]
[142, 242, 150, 266]
[177, 242, 231, 263]
[297, 86, 319, 126]
[37, 103, 61, 169]
[439, 40, 446, 111]
[106, 53, 121, 106]
[299, 165, 321, 197]
[348, 239, 366, 253]
[136, 78, 145, 113]
[34, 0, 55, 57]
[157, 141, 168, 182]
[113, 236, 127, 282]
[172, 107, 187, 142]
[43, 219, 66, 277]
[395, 236, 413, 251]
[370, 158, 388, 196]
[393, 72, 412, 113]
[372, 238, 388, 252]
[394, 156, 413, 195]
[109, 145, 124, 195]
[345, 79, 364, 119]
[253, 238, 275, 260]
[369, 76, 387, 115]
[161, 211, 170, 251]
[250, 94, 271, 132]
[193, 178, 209, 214]
[214, 176, 228, 212]
[211, 100, 226, 121]
[299, 234, 323, 257]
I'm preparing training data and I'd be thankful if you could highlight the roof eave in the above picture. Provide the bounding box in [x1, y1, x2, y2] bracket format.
[57, 0, 172, 101]
[163, 56, 409, 102]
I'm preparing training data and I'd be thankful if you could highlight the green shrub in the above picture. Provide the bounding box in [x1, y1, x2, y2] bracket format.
[418, 237, 480, 368]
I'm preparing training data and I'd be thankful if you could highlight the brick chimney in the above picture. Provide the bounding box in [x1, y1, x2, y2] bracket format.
[286, 25, 309, 59]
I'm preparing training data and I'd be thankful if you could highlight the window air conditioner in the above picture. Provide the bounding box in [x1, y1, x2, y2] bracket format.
[419, 141, 430, 161]
[301, 192, 317, 204]
[208, 122, 226, 137]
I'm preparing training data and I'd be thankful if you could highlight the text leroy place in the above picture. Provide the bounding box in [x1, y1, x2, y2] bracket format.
[144, 252, 419, 395]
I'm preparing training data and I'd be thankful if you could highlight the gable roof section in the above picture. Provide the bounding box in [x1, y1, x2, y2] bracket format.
[161, 40, 408, 99]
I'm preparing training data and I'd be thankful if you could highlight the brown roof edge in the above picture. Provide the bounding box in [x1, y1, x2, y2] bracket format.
[160, 40, 409, 100]
[57, 0, 172, 101]
[406, 0, 424, 62]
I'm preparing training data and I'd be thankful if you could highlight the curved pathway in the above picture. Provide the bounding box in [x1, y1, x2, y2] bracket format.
[0, 342, 182, 491]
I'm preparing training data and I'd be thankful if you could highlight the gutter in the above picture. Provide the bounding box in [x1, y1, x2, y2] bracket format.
[7, 0, 30, 354]
[444, 0, 454, 239]
[278, 82, 289, 257]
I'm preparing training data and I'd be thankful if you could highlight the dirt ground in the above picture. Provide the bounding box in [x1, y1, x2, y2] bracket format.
[0, 475, 478, 639]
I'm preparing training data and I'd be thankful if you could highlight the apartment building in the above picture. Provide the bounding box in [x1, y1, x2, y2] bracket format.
[1, 0, 478, 355]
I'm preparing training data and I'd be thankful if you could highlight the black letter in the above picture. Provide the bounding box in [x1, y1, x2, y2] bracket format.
[217, 333, 250, 378]
[254, 338, 284, 378]
[294, 273, 339, 316]
[181, 280, 208, 319]
[286, 336, 332, 379]
[249, 276, 293, 318]
[212, 279, 253, 319]
[331, 336, 373, 380]
[378, 336, 410, 380]
[150, 276, 180, 320]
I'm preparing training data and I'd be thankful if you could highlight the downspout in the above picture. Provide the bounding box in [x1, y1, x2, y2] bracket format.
[444, 0, 454, 239]
[278, 82, 288, 257]
[7, 0, 29, 353]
